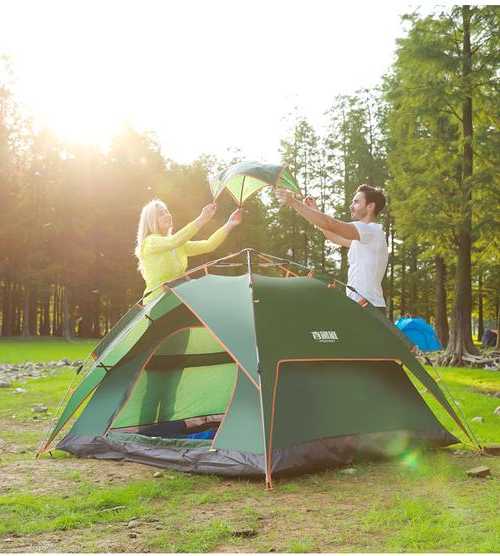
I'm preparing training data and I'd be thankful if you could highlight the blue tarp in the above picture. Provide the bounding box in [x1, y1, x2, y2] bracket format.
[395, 317, 442, 352]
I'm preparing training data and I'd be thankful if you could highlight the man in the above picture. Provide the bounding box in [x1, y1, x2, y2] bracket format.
[276, 185, 388, 311]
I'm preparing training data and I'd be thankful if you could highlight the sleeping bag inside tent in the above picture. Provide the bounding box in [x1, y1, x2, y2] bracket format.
[40, 249, 473, 487]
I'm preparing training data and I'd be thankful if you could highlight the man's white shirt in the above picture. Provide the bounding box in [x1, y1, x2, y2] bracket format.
[346, 221, 388, 307]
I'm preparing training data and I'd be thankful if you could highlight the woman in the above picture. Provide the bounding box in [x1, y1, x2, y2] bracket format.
[135, 199, 241, 303]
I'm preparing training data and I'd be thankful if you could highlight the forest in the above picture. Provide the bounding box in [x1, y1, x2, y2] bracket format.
[0, 6, 498, 366]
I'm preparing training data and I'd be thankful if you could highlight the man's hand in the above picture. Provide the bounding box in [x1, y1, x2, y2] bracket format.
[275, 188, 296, 207]
[304, 196, 319, 210]
[225, 209, 242, 230]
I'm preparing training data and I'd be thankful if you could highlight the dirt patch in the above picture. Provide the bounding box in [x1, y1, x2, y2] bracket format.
[0, 457, 158, 495]
[1, 522, 157, 553]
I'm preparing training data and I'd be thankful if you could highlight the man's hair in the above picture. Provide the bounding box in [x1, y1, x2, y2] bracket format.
[357, 184, 386, 216]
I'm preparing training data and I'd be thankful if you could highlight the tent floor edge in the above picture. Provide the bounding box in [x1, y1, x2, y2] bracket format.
[56, 434, 267, 477]
[269, 429, 458, 476]
[55, 427, 457, 479]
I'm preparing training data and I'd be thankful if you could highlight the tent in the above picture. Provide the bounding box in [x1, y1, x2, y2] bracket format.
[40, 250, 473, 488]
[395, 317, 442, 353]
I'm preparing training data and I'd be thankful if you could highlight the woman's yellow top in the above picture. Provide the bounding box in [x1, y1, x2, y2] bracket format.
[140, 220, 229, 303]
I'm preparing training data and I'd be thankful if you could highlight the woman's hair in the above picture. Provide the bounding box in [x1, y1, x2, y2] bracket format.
[135, 199, 169, 274]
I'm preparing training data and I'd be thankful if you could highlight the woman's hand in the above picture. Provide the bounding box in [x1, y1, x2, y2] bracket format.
[197, 203, 217, 226]
[275, 188, 295, 206]
[225, 209, 242, 231]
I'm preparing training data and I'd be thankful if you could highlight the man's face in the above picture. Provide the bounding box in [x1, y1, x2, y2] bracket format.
[350, 191, 370, 219]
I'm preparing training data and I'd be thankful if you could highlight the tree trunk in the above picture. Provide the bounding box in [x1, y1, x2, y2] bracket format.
[435, 256, 449, 347]
[1, 281, 13, 336]
[21, 284, 31, 337]
[441, 6, 478, 365]
[29, 284, 38, 335]
[62, 285, 72, 340]
[92, 291, 101, 337]
[389, 223, 395, 322]
[400, 245, 406, 316]
[477, 272, 484, 342]
[408, 248, 417, 315]
[39, 288, 50, 336]
[495, 297, 500, 350]
[54, 285, 62, 336]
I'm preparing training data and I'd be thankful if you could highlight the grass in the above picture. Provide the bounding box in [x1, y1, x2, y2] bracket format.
[0, 340, 499, 552]
[415, 366, 500, 446]
[0, 337, 97, 364]
[0, 474, 199, 536]
[0, 368, 78, 423]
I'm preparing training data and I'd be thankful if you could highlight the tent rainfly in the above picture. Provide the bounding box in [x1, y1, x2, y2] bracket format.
[39, 249, 475, 488]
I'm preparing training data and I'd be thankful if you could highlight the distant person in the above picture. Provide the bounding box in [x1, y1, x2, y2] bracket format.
[276, 184, 388, 312]
[135, 199, 241, 303]
[482, 329, 498, 348]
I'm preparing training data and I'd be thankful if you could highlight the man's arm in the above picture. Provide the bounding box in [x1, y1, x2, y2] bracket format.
[321, 229, 352, 247]
[277, 190, 360, 241]
[301, 195, 352, 247]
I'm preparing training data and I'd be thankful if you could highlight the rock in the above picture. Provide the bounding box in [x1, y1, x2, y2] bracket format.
[128, 532, 138, 539]
[127, 520, 139, 528]
[152, 471, 164, 478]
[231, 528, 257, 538]
[14, 388, 27, 394]
[0, 380, 12, 388]
[471, 416, 484, 423]
[466, 466, 491, 478]
[494, 406, 500, 416]
[32, 404, 48, 413]
[339, 467, 357, 475]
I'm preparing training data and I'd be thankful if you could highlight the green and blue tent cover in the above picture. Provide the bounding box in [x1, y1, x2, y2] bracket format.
[41, 250, 472, 487]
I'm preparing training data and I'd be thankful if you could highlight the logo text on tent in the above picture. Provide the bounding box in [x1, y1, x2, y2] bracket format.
[311, 330, 339, 343]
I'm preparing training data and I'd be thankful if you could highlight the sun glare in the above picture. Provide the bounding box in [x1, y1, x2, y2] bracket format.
[34, 101, 125, 149]
[3, 0, 415, 161]
[22, 62, 131, 149]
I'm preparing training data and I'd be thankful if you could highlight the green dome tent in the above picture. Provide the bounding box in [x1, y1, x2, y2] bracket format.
[39, 250, 475, 488]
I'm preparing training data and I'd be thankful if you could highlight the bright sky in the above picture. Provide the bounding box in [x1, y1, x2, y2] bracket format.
[1, 0, 446, 164]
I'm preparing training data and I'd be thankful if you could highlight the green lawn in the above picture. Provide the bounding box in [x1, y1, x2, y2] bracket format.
[0, 340, 499, 552]
[0, 337, 97, 364]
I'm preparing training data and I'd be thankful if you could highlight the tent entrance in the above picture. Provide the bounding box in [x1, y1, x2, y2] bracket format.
[110, 414, 224, 440]
[109, 327, 238, 442]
